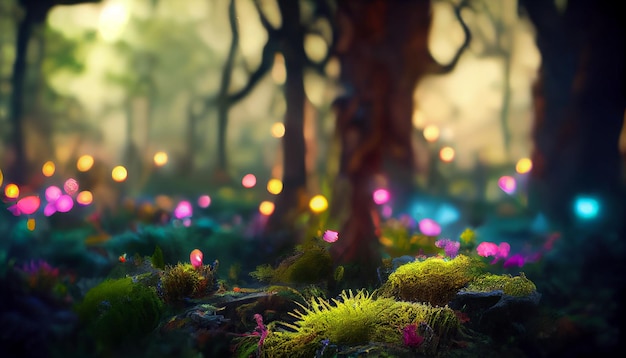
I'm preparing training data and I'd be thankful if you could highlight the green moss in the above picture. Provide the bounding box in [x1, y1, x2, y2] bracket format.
[466, 273, 537, 296]
[160, 262, 216, 303]
[151, 245, 165, 269]
[74, 277, 164, 353]
[377, 255, 482, 306]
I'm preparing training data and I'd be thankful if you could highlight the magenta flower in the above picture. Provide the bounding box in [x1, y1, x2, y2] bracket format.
[503, 254, 525, 268]
[476, 241, 510, 264]
[402, 323, 424, 348]
[435, 239, 460, 258]
[323, 230, 339, 243]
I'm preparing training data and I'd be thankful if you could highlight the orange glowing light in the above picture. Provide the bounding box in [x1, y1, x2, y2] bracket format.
[259, 201, 275, 216]
[77, 155, 94, 172]
[5, 183, 19, 199]
[153, 151, 168, 166]
[27, 218, 36, 231]
[112, 166, 128, 182]
[0, 169, 3, 186]
[309, 195, 328, 214]
[76, 191, 93, 205]
[267, 179, 283, 195]
[242, 174, 257, 188]
[516, 158, 533, 174]
[271, 122, 285, 138]
[42, 161, 55, 177]
[439, 146, 455, 162]
[423, 125, 440, 142]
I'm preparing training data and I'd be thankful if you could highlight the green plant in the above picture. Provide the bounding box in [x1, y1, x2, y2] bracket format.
[151, 245, 165, 269]
[160, 262, 216, 303]
[466, 273, 537, 296]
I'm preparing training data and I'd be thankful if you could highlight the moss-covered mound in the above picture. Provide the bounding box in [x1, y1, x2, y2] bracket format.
[465, 272, 537, 296]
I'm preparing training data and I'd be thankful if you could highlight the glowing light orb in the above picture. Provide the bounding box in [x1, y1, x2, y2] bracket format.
[381, 205, 393, 218]
[0, 169, 3, 186]
[439, 146, 455, 162]
[242, 174, 257, 188]
[174, 200, 193, 219]
[76, 191, 93, 205]
[190, 249, 203, 269]
[423, 125, 440, 142]
[515, 158, 532, 174]
[574, 196, 600, 220]
[99, 2, 129, 42]
[271, 122, 285, 138]
[497, 176, 517, 194]
[372, 189, 390, 205]
[42, 161, 55, 177]
[5, 183, 19, 199]
[27, 218, 36, 231]
[267, 179, 283, 195]
[309, 195, 328, 214]
[55, 195, 74, 213]
[44, 203, 57, 216]
[112, 166, 128, 182]
[153, 151, 168, 166]
[17, 196, 40, 215]
[77, 155, 94, 172]
[64, 178, 79, 196]
[197, 195, 211, 208]
[259, 201, 275, 216]
[418, 218, 441, 236]
[45, 186, 62, 202]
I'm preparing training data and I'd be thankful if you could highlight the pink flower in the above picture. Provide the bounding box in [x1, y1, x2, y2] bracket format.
[323, 230, 339, 243]
[503, 254, 525, 268]
[476, 241, 511, 264]
[435, 239, 460, 258]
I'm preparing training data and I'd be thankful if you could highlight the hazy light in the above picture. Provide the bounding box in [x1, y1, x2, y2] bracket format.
[5, 183, 19, 199]
[99, 2, 129, 42]
[309, 195, 328, 214]
[42, 161, 55, 177]
[44, 203, 57, 216]
[516, 158, 533, 174]
[197, 195, 211, 208]
[64, 178, 79, 196]
[55, 195, 74, 213]
[418, 218, 441, 236]
[498, 175, 517, 194]
[271, 122, 285, 138]
[112, 166, 128, 182]
[174, 200, 193, 219]
[267, 179, 283, 195]
[76, 191, 93, 205]
[423, 125, 440, 142]
[153, 151, 168, 166]
[77, 155, 94, 172]
[155, 195, 173, 211]
[412, 110, 426, 128]
[574, 196, 600, 220]
[372, 188, 390, 205]
[45, 186, 62, 202]
[439, 146, 455, 162]
[242, 174, 257, 188]
[0, 168, 3, 186]
[271, 52, 286, 84]
[259, 201, 275, 216]
[381, 205, 393, 218]
[27, 218, 36, 231]
[17, 196, 40, 215]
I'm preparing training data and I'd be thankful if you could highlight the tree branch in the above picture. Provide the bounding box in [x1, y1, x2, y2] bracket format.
[431, 0, 472, 74]
[253, 0, 278, 36]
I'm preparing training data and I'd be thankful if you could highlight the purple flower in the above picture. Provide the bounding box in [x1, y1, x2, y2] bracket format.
[323, 230, 339, 243]
[435, 239, 460, 258]
[402, 323, 424, 348]
[503, 254, 525, 268]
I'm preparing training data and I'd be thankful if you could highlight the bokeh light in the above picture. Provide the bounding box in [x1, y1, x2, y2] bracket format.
[77, 155, 94, 172]
[242, 174, 257, 188]
[197, 195, 211, 208]
[17, 196, 40, 215]
[153, 151, 168, 166]
[418, 218, 441, 236]
[42, 161, 55, 177]
[55, 195, 74, 213]
[439, 146, 455, 162]
[0, 168, 3, 186]
[76, 191, 93, 205]
[27, 218, 36, 231]
[497, 176, 517, 194]
[174, 200, 193, 219]
[372, 188, 390, 205]
[515, 158, 533, 174]
[423, 125, 440, 142]
[271, 122, 285, 138]
[259, 201, 275, 216]
[309, 195, 328, 214]
[574, 196, 600, 220]
[64, 178, 79, 195]
[44, 203, 56, 216]
[5, 183, 19, 199]
[45, 186, 62, 202]
[267, 179, 283, 195]
[112, 166, 128, 182]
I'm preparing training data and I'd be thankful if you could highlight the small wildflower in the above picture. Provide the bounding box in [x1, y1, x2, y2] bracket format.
[323, 230, 339, 243]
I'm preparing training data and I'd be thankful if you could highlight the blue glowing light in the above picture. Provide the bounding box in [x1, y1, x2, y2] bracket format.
[574, 196, 600, 220]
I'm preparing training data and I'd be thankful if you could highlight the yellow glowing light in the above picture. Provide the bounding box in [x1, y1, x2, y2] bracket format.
[423, 125, 440, 142]
[99, 2, 129, 42]
[439, 146, 455, 162]
[272, 52, 286, 84]
[259, 201, 275, 216]
[153, 151, 168, 167]
[0, 168, 3, 187]
[112, 166, 128, 182]
[516, 157, 533, 174]
[267, 179, 283, 195]
[76, 191, 94, 205]
[27, 218, 36, 231]
[271, 122, 285, 138]
[309, 195, 329, 214]
[5, 183, 19, 199]
[42, 161, 55, 177]
[77, 155, 94, 172]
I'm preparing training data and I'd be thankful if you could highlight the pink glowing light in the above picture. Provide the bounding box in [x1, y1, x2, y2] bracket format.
[45, 186, 62, 202]
[174, 200, 193, 219]
[498, 176, 516, 194]
[55, 195, 74, 213]
[381, 205, 393, 218]
[64, 178, 79, 196]
[476, 241, 511, 264]
[418, 218, 441, 236]
[16, 196, 40, 215]
[241, 174, 257, 188]
[190, 249, 203, 269]
[44, 203, 57, 216]
[372, 189, 390, 205]
[323, 230, 339, 243]
[197, 195, 211, 208]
